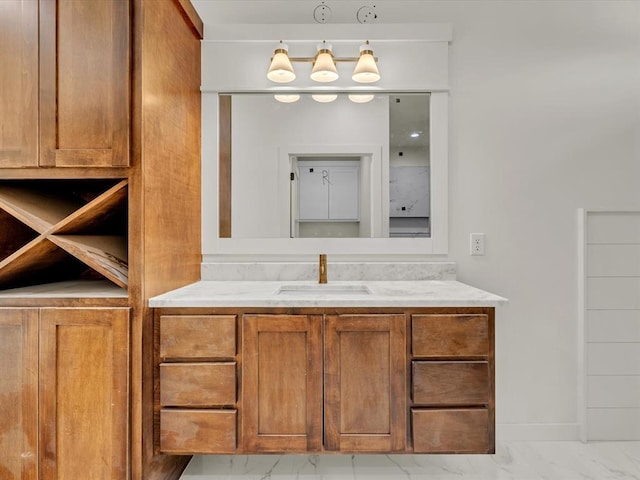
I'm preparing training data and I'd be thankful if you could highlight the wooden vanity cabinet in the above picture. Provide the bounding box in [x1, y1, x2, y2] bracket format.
[0, 307, 129, 480]
[0, 0, 130, 168]
[155, 307, 495, 456]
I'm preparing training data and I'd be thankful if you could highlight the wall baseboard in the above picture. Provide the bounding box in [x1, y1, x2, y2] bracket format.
[497, 423, 581, 441]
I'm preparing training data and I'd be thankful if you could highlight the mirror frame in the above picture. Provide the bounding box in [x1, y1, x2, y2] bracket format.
[210, 91, 448, 256]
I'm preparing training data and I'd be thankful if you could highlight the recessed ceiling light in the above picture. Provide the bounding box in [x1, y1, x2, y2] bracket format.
[411, 132, 421, 138]
[348, 94, 374, 103]
[312, 94, 338, 103]
[274, 94, 300, 103]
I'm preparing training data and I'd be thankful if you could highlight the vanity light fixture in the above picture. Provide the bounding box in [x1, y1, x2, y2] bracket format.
[267, 42, 296, 83]
[352, 41, 380, 83]
[266, 40, 380, 84]
[311, 93, 338, 103]
[274, 94, 300, 103]
[310, 42, 339, 82]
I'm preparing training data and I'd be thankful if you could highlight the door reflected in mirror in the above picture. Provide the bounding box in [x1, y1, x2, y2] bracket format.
[219, 93, 430, 239]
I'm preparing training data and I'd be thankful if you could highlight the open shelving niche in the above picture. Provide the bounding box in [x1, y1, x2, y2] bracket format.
[0, 179, 128, 297]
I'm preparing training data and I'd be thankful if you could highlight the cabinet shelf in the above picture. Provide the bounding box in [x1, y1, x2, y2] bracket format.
[0, 179, 128, 292]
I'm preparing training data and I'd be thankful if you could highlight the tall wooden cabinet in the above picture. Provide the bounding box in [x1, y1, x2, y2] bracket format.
[0, 0, 203, 479]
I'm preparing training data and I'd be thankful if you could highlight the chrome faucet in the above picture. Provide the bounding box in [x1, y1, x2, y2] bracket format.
[319, 254, 327, 284]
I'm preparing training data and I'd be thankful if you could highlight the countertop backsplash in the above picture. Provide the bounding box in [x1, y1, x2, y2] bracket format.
[201, 261, 457, 282]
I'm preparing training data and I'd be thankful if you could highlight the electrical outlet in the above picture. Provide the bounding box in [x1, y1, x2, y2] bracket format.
[470, 233, 485, 256]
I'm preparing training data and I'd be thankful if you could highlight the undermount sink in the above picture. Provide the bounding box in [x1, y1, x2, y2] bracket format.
[275, 284, 372, 296]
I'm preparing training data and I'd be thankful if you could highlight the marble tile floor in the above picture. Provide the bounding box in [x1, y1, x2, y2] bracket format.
[181, 441, 640, 480]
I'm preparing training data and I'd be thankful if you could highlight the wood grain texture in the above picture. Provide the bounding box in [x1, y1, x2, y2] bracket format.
[160, 315, 236, 361]
[39, 308, 129, 479]
[0, 308, 38, 480]
[138, 0, 201, 299]
[175, 0, 204, 39]
[0, 237, 77, 289]
[219, 95, 232, 238]
[0, 209, 37, 262]
[160, 363, 236, 407]
[324, 314, 406, 452]
[160, 409, 236, 454]
[0, 185, 85, 233]
[242, 314, 323, 452]
[131, 0, 203, 477]
[51, 235, 128, 288]
[412, 314, 489, 358]
[0, 168, 130, 179]
[412, 361, 490, 406]
[0, 0, 38, 168]
[39, 0, 130, 167]
[412, 408, 490, 453]
[53, 179, 128, 234]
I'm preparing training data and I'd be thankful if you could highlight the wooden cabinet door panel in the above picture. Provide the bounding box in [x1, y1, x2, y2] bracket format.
[39, 308, 129, 479]
[39, 0, 130, 167]
[242, 314, 323, 452]
[160, 362, 236, 407]
[412, 314, 489, 358]
[412, 361, 490, 406]
[0, 308, 38, 480]
[324, 314, 406, 452]
[0, 0, 38, 167]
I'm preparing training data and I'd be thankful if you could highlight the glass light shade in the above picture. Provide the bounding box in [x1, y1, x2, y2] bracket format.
[274, 94, 300, 103]
[267, 46, 296, 83]
[348, 94, 375, 103]
[310, 47, 339, 83]
[311, 94, 338, 103]
[352, 46, 380, 83]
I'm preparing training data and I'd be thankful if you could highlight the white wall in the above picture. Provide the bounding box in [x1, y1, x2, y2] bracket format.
[192, 0, 640, 439]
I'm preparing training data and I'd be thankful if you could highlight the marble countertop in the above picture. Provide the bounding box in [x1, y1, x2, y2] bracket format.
[149, 280, 507, 308]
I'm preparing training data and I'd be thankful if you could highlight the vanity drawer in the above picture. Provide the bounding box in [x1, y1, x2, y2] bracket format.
[412, 408, 491, 453]
[160, 409, 236, 454]
[160, 362, 236, 406]
[160, 315, 236, 360]
[412, 361, 490, 405]
[412, 314, 489, 357]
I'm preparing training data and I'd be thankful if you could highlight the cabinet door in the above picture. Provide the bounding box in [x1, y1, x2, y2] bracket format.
[39, 0, 130, 167]
[0, 309, 38, 480]
[0, 0, 38, 168]
[328, 166, 359, 220]
[39, 308, 129, 479]
[324, 314, 407, 452]
[242, 314, 323, 452]
[298, 167, 329, 220]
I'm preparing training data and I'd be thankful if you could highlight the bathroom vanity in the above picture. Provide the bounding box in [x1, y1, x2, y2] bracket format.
[150, 280, 506, 456]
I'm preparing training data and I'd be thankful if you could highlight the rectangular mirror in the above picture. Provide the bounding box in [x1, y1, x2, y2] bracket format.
[219, 93, 431, 240]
